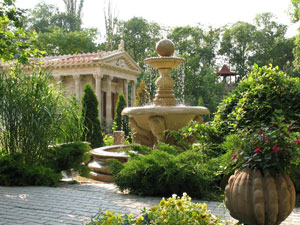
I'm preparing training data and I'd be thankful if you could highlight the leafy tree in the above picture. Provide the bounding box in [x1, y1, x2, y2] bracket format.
[81, 84, 104, 148]
[25, 2, 59, 33]
[0, 0, 41, 64]
[289, 0, 300, 22]
[219, 22, 257, 78]
[113, 17, 162, 67]
[113, 94, 130, 138]
[24, 1, 98, 55]
[33, 26, 98, 55]
[135, 80, 150, 106]
[253, 13, 294, 74]
[168, 25, 221, 106]
[62, 0, 84, 31]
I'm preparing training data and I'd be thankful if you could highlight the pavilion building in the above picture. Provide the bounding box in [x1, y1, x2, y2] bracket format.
[25, 43, 143, 126]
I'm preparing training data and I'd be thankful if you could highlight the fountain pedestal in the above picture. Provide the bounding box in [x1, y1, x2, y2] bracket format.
[122, 39, 209, 147]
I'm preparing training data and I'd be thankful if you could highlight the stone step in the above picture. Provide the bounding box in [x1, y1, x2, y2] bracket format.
[89, 171, 114, 183]
[88, 160, 110, 174]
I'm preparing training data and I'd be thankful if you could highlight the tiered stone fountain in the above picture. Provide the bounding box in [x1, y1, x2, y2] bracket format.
[122, 39, 209, 147]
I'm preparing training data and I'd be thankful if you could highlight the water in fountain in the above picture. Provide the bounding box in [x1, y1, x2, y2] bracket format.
[144, 64, 157, 101]
[170, 63, 185, 105]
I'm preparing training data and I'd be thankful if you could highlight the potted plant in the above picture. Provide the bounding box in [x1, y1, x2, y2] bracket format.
[225, 123, 300, 225]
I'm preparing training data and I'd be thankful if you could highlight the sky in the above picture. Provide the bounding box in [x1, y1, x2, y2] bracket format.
[16, 0, 300, 38]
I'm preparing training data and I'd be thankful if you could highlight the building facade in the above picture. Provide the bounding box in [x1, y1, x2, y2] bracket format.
[33, 45, 143, 126]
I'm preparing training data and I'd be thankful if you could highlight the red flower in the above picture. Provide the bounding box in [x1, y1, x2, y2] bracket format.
[241, 144, 244, 149]
[259, 129, 263, 134]
[273, 144, 280, 153]
[232, 154, 237, 160]
[254, 145, 262, 153]
[262, 135, 266, 141]
[296, 139, 300, 146]
[298, 128, 300, 133]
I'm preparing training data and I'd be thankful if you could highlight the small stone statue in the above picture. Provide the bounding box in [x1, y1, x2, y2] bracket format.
[118, 40, 125, 51]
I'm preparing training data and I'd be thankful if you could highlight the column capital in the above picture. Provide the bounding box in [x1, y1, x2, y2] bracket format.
[106, 75, 113, 81]
[53, 76, 61, 82]
[130, 79, 137, 85]
[93, 73, 103, 80]
[72, 74, 80, 81]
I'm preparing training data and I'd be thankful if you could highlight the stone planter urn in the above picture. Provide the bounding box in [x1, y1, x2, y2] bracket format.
[225, 168, 296, 225]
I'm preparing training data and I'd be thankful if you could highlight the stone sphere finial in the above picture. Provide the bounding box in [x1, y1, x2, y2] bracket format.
[156, 39, 175, 57]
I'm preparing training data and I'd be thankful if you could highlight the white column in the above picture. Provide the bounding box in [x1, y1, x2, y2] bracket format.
[131, 80, 136, 106]
[123, 79, 128, 104]
[93, 74, 103, 119]
[106, 75, 113, 125]
[73, 75, 81, 99]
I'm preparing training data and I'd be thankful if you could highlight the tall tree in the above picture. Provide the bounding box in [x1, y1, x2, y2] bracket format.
[115, 17, 162, 67]
[219, 22, 257, 77]
[34, 26, 98, 55]
[253, 13, 294, 73]
[168, 25, 221, 106]
[81, 84, 104, 148]
[103, 0, 118, 51]
[25, 2, 98, 55]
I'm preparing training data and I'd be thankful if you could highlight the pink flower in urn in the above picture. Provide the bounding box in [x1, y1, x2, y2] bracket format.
[254, 145, 262, 153]
[273, 144, 280, 153]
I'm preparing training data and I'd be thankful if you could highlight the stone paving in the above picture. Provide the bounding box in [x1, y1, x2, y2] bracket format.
[0, 182, 299, 225]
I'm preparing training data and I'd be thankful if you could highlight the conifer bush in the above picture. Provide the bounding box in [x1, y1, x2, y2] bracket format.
[113, 93, 130, 139]
[81, 84, 104, 148]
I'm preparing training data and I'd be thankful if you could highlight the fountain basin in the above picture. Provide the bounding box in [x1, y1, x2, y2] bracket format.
[123, 105, 208, 130]
[122, 105, 209, 146]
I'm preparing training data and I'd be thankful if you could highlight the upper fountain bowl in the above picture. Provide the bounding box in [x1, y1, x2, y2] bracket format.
[144, 39, 184, 70]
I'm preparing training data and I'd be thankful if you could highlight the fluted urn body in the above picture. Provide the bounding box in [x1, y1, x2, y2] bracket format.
[225, 169, 296, 225]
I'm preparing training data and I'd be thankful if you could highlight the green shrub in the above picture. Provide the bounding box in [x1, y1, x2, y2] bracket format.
[0, 154, 61, 186]
[81, 84, 104, 148]
[113, 93, 130, 140]
[45, 142, 91, 176]
[213, 64, 300, 136]
[112, 145, 228, 199]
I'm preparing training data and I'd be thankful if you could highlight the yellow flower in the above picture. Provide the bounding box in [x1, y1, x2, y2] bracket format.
[179, 206, 184, 212]
[105, 210, 112, 216]
[135, 216, 144, 224]
[107, 217, 113, 225]
[202, 203, 207, 211]
[118, 215, 123, 222]
[129, 213, 134, 218]
[192, 212, 197, 219]
[181, 219, 186, 224]
[159, 199, 166, 207]
[150, 206, 158, 212]
[176, 200, 183, 207]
